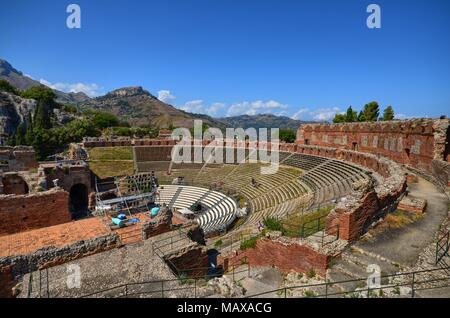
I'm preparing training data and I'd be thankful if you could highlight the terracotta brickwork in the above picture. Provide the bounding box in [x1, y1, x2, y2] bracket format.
[296, 119, 450, 173]
[223, 238, 329, 277]
[0, 265, 14, 298]
[0, 189, 71, 237]
[0, 232, 118, 298]
[165, 247, 209, 278]
[82, 137, 132, 148]
[41, 161, 92, 193]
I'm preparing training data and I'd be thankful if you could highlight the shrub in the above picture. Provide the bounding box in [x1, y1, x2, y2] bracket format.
[214, 239, 223, 247]
[306, 268, 316, 279]
[240, 235, 259, 250]
[303, 290, 317, 298]
[0, 79, 19, 95]
[263, 217, 283, 231]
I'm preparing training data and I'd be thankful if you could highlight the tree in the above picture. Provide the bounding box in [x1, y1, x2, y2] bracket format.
[0, 79, 19, 95]
[15, 123, 26, 145]
[33, 99, 53, 130]
[382, 106, 395, 121]
[359, 101, 380, 122]
[279, 129, 296, 143]
[21, 85, 56, 101]
[333, 113, 346, 123]
[91, 111, 119, 129]
[25, 113, 34, 145]
[345, 106, 358, 122]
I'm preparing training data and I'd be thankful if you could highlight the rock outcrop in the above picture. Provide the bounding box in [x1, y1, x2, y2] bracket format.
[0, 92, 36, 145]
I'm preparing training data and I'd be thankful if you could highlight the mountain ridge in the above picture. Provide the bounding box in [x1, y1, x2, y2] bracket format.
[1, 58, 311, 130]
[0, 59, 90, 104]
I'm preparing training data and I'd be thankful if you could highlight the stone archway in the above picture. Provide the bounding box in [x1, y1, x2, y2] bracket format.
[69, 183, 89, 219]
[2, 173, 29, 195]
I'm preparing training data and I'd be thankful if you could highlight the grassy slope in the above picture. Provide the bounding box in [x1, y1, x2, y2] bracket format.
[87, 147, 134, 178]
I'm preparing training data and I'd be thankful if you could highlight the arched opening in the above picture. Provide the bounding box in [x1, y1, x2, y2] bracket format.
[69, 183, 89, 219]
[2, 174, 29, 195]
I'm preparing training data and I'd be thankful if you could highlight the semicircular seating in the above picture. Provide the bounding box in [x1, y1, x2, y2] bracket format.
[156, 185, 237, 234]
[137, 148, 374, 230]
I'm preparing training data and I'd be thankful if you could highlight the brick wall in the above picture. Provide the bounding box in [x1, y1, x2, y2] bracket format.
[223, 238, 330, 277]
[0, 233, 119, 298]
[296, 119, 450, 174]
[0, 265, 14, 298]
[0, 189, 71, 236]
[165, 247, 209, 278]
[0, 146, 38, 172]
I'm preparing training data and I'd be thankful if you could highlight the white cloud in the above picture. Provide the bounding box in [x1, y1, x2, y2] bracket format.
[180, 99, 205, 113]
[290, 107, 342, 122]
[157, 90, 176, 103]
[291, 108, 310, 120]
[310, 107, 342, 121]
[39, 79, 102, 97]
[207, 102, 226, 116]
[226, 100, 288, 117]
[180, 100, 225, 117]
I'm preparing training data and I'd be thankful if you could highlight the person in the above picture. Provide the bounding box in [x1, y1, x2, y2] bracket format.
[257, 221, 265, 232]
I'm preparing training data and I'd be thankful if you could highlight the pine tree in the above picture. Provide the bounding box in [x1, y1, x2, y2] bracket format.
[16, 123, 26, 145]
[34, 99, 52, 130]
[345, 106, 358, 122]
[333, 114, 346, 123]
[382, 106, 395, 121]
[25, 112, 34, 145]
[359, 102, 380, 122]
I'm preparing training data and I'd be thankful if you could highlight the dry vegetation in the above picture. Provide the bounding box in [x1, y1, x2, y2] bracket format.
[87, 147, 134, 178]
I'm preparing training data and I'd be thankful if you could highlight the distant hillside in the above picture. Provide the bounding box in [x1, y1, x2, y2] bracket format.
[0, 59, 90, 104]
[217, 114, 312, 130]
[79, 86, 226, 129]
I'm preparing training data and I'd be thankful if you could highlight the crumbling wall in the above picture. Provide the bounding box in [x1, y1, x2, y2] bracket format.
[0, 189, 71, 236]
[42, 162, 92, 193]
[142, 206, 173, 239]
[1, 172, 29, 194]
[165, 246, 209, 278]
[325, 153, 406, 242]
[0, 146, 38, 172]
[0, 233, 119, 298]
[296, 119, 450, 174]
[225, 238, 330, 277]
[82, 137, 132, 148]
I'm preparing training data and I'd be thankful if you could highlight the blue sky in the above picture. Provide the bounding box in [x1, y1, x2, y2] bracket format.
[1, 0, 449, 120]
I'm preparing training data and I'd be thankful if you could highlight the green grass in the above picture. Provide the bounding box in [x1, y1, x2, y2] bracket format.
[281, 205, 335, 238]
[240, 235, 260, 250]
[87, 146, 133, 161]
[263, 217, 283, 231]
[89, 160, 134, 179]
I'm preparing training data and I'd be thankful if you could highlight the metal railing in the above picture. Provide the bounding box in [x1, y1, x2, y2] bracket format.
[246, 266, 450, 298]
[78, 257, 250, 298]
[436, 230, 449, 266]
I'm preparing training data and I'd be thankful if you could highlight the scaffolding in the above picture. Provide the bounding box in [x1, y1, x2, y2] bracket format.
[94, 172, 159, 216]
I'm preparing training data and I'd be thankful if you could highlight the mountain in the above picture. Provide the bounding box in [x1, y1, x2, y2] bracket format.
[0, 91, 36, 145]
[0, 59, 90, 104]
[79, 86, 226, 129]
[217, 114, 312, 131]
